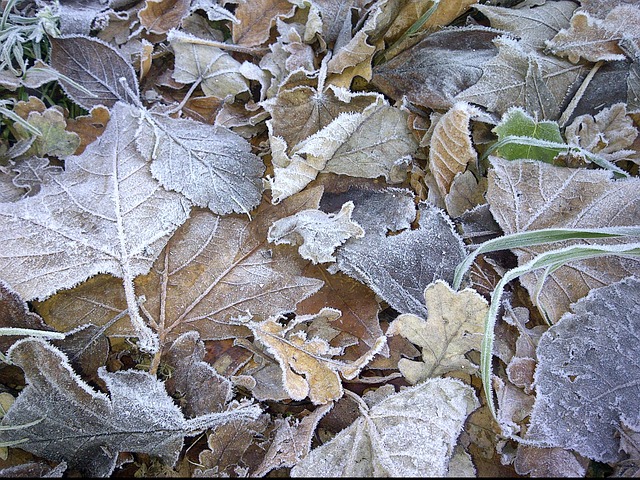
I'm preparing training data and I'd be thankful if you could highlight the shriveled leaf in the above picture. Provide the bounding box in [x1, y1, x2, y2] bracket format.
[291, 378, 479, 477]
[387, 280, 488, 383]
[245, 308, 386, 404]
[457, 36, 584, 119]
[139, 0, 190, 34]
[35, 191, 324, 344]
[268, 201, 364, 263]
[565, 102, 638, 162]
[429, 102, 481, 196]
[526, 277, 640, 463]
[0, 338, 262, 477]
[474, 1, 577, 50]
[268, 97, 417, 202]
[0, 101, 190, 301]
[169, 30, 249, 100]
[232, 0, 296, 47]
[546, 6, 640, 63]
[163, 331, 233, 418]
[514, 446, 588, 478]
[325, 188, 466, 319]
[487, 156, 640, 322]
[138, 110, 264, 215]
[492, 107, 564, 163]
[253, 403, 332, 476]
[50, 35, 140, 110]
[0, 280, 55, 354]
[372, 27, 500, 110]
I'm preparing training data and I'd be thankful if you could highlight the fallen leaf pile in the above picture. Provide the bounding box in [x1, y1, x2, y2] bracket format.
[0, 0, 639, 477]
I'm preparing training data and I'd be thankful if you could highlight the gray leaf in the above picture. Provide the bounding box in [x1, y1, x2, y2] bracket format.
[0, 338, 262, 477]
[50, 35, 140, 110]
[139, 112, 264, 215]
[324, 188, 466, 318]
[527, 277, 640, 463]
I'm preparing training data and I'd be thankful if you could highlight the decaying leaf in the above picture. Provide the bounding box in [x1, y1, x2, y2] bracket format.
[169, 30, 250, 100]
[50, 35, 140, 110]
[387, 280, 488, 383]
[325, 188, 467, 320]
[268, 201, 364, 263]
[546, 5, 640, 63]
[429, 102, 481, 196]
[138, 109, 265, 215]
[487, 156, 640, 322]
[291, 378, 479, 477]
[0, 338, 262, 477]
[457, 36, 584, 119]
[244, 308, 386, 405]
[526, 277, 640, 463]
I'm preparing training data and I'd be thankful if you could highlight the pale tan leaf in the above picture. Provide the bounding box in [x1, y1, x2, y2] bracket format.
[387, 280, 488, 383]
[429, 102, 481, 196]
[291, 378, 479, 477]
[487, 156, 640, 322]
[546, 6, 640, 63]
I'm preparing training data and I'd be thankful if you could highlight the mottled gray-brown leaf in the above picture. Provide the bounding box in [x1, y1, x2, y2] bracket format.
[50, 35, 140, 110]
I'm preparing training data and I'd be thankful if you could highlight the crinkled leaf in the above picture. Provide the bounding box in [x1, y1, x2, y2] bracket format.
[50, 35, 140, 110]
[169, 30, 249, 100]
[474, 1, 577, 50]
[387, 280, 488, 383]
[138, 110, 264, 215]
[0, 338, 262, 477]
[526, 277, 640, 463]
[372, 26, 500, 110]
[429, 102, 480, 196]
[326, 188, 466, 319]
[290, 378, 479, 477]
[487, 156, 640, 322]
[35, 190, 324, 344]
[268, 97, 417, 202]
[139, 0, 190, 34]
[546, 6, 640, 63]
[268, 201, 364, 263]
[492, 107, 564, 163]
[245, 308, 386, 405]
[457, 36, 584, 119]
[0, 101, 190, 301]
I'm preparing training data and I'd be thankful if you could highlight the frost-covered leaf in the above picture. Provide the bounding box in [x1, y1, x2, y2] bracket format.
[487, 156, 640, 322]
[546, 6, 640, 63]
[0, 338, 262, 477]
[526, 277, 640, 463]
[565, 102, 638, 162]
[429, 102, 481, 196]
[474, 1, 577, 50]
[326, 188, 466, 319]
[0, 101, 190, 302]
[387, 280, 488, 383]
[169, 30, 249, 100]
[290, 378, 479, 477]
[139, 0, 190, 34]
[372, 26, 500, 110]
[457, 36, 584, 119]
[493, 107, 564, 163]
[138, 110, 264, 215]
[50, 35, 140, 110]
[268, 97, 417, 202]
[232, 0, 296, 47]
[35, 190, 324, 344]
[245, 308, 386, 404]
[268, 201, 364, 263]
